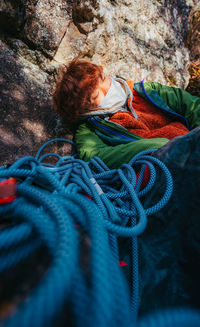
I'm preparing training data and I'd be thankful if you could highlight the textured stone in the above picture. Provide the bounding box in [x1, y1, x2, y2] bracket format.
[75, 0, 193, 87]
[186, 61, 200, 97]
[0, 40, 72, 165]
[22, 0, 73, 57]
[186, 4, 200, 61]
[185, 4, 200, 96]
[72, 0, 102, 34]
[1, 0, 199, 85]
[0, 0, 26, 35]
[53, 22, 87, 64]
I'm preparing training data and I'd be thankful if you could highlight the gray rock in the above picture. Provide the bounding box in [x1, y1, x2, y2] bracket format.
[22, 0, 73, 57]
[0, 40, 72, 166]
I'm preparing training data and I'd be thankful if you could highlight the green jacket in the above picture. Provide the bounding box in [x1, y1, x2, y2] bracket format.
[75, 81, 200, 168]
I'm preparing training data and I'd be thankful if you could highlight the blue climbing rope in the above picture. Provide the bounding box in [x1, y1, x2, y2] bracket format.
[0, 138, 199, 327]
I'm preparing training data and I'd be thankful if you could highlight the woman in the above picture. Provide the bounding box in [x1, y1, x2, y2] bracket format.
[53, 58, 200, 168]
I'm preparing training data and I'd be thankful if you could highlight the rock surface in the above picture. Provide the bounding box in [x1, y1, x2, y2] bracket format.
[0, 0, 200, 165]
[185, 4, 200, 96]
[0, 39, 72, 165]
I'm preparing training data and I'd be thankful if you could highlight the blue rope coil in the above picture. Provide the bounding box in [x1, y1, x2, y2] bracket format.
[0, 138, 199, 326]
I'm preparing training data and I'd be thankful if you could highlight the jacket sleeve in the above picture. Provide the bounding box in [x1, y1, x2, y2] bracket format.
[75, 123, 168, 169]
[145, 82, 200, 129]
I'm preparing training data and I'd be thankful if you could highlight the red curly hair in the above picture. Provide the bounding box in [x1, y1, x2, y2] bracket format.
[53, 58, 103, 125]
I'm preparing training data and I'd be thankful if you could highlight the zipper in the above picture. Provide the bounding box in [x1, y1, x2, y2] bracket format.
[90, 118, 139, 142]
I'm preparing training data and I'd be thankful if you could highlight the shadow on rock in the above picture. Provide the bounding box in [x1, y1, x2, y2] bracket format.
[0, 40, 72, 166]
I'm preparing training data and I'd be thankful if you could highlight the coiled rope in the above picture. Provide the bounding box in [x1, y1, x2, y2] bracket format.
[0, 138, 199, 326]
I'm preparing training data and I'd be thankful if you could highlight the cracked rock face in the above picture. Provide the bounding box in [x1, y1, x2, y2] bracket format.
[73, 0, 195, 86]
[0, 40, 72, 165]
[0, 0, 200, 165]
[22, 0, 73, 57]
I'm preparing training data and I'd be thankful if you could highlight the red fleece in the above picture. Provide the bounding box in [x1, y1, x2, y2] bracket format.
[109, 82, 188, 140]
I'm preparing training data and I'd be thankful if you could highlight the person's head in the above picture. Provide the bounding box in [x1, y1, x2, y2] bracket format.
[53, 58, 112, 125]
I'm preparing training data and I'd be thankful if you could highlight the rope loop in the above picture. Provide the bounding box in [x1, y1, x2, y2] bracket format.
[0, 138, 175, 327]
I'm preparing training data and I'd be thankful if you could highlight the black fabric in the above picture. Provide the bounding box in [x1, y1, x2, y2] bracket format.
[137, 127, 200, 315]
